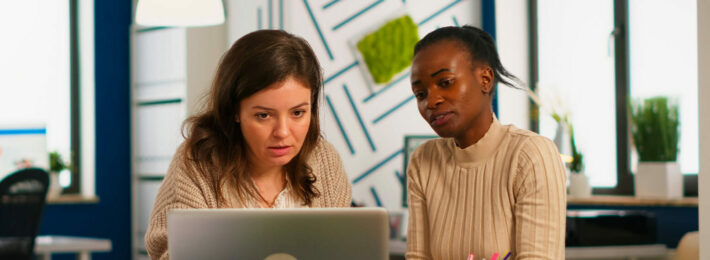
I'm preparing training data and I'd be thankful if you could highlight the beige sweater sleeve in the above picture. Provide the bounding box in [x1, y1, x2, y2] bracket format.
[145, 148, 217, 260]
[405, 146, 432, 260]
[513, 136, 567, 259]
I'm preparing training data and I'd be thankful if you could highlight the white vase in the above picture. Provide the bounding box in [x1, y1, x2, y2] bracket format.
[569, 173, 591, 198]
[47, 172, 62, 199]
[553, 123, 572, 156]
[635, 161, 683, 199]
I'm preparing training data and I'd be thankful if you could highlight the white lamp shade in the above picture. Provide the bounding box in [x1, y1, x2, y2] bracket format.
[135, 0, 225, 27]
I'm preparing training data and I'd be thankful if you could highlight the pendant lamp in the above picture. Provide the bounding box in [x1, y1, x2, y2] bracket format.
[135, 0, 225, 27]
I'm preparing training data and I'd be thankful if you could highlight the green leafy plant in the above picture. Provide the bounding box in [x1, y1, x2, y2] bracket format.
[630, 96, 679, 162]
[49, 151, 71, 172]
[357, 15, 419, 84]
[568, 124, 584, 173]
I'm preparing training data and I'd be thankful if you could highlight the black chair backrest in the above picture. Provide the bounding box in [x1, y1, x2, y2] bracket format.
[0, 168, 49, 260]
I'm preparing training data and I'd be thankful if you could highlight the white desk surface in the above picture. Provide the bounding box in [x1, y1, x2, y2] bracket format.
[389, 240, 667, 259]
[35, 235, 111, 254]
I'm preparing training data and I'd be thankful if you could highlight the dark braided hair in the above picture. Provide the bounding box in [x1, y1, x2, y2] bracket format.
[414, 25, 521, 91]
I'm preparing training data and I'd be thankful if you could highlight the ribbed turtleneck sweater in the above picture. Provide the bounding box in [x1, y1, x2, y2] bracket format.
[406, 116, 567, 260]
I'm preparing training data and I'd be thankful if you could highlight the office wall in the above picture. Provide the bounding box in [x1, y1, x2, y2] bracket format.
[226, 0, 491, 210]
[38, 0, 132, 259]
[699, 0, 710, 258]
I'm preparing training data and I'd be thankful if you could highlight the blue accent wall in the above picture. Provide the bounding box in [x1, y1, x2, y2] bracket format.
[481, 0, 497, 114]
[481, 0, 495, 40]
[38, 0, 132, 259]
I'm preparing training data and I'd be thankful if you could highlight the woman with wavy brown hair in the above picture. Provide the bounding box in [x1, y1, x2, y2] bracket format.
[145, 30, 352, 260]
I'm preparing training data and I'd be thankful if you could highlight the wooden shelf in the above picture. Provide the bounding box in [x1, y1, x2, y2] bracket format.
[567, 195, 698, 207]
[46, 195, 99, 204]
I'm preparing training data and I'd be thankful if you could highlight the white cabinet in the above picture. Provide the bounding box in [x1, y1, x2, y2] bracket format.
[130, 25, 225, 259]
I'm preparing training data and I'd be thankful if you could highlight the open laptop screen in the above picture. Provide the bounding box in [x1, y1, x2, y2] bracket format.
[167, 207, 389, 260]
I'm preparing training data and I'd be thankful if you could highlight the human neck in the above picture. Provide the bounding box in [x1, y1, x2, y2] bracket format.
[454, 107, 493, 148]
[249, 163, 284, 183]
[249, 162, 286, 208]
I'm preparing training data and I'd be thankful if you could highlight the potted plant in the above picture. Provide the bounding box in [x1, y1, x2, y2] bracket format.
[48, 151, 69, 198]
[630, 96, 682, 199]
[557, 115, 590, 198]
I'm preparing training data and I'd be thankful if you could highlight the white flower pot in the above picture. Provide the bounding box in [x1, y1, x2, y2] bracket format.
[553, 123, 572, 156]
[47, 172, 62, 199]
[569, 173, 591, 198]
[635, 161, 683, 199]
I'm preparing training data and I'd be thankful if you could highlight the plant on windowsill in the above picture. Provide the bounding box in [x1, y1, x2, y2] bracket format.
[568, 125, 584, 175]
[48, 151, 70, 199]
[554, 113, 590, 198]
[630, 96, 682, 199]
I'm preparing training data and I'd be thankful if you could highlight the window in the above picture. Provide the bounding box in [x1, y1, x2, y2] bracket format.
[536, 0, 617, 187]
[0, 0, 94, 196]
[532, 0, 698, 194]
[628, 0, 698, 176]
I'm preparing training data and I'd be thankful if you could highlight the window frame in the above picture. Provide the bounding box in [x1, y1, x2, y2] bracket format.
[66, 0, 82, 195]
[528, 0, 698, 197]
[65, 0, 96, 197]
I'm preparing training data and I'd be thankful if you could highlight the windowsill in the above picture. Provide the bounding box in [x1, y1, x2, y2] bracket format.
[567, 195, 698, 207]
[46, 195, 100, 205]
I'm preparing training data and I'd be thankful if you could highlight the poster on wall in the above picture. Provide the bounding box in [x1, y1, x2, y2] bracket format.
[0, 125, 48, 180]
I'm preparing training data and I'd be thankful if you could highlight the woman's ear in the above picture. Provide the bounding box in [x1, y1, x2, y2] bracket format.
[479, 66, 494, 95]
[235, 114, 240, 123]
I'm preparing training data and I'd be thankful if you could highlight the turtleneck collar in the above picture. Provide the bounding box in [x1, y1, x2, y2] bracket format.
[450, 113, 507, 167]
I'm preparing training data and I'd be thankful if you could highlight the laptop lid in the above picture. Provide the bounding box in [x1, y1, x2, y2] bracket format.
[167, 207, 389, 260]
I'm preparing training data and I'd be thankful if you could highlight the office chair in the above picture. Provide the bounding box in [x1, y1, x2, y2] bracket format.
[0, 168, 49, 260]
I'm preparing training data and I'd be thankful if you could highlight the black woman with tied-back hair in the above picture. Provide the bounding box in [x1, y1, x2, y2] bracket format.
[406, 25, 566, 259]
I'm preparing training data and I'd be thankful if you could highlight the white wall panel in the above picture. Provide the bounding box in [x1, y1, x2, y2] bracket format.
[134, 103, 185, 175]
[133, 28, 186, 84]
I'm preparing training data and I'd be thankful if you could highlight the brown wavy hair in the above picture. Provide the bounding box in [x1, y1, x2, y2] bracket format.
[182, 30, 322, 206]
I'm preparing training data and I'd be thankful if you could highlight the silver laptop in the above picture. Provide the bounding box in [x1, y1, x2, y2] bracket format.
[167, 208, 389, 260]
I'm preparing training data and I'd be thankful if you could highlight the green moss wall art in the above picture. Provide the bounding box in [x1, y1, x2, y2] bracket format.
[356, 15, 419, 85]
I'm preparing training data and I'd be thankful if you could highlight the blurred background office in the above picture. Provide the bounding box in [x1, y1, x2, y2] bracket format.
[0, 0, 709, 259]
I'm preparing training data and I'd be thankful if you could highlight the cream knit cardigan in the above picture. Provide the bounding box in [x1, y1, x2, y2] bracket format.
[145, 138, 352, 260]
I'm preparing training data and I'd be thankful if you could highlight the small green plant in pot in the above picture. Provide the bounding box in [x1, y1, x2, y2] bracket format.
[630, 96, 682, 198]
[564, 118, 590, 197]
[48, 151, 70, 198]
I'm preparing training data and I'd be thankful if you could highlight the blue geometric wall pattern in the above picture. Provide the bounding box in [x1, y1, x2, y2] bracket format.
[225, 0, 482, 211]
